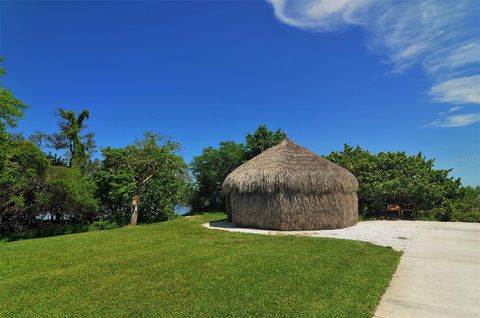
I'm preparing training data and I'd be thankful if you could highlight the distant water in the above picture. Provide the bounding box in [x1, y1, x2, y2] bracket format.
[174, 205, 192, 216]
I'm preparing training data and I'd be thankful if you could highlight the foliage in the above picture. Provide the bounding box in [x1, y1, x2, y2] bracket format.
[190, 125, 285, 211]
[0, 141, 49, 234]
[0, 57, 28, 133]
[95, 147, 135, 224]
[0, 56, 28, 173]
[44, 166, 99, 223]
[461, 185, 480, 211]
[416, 186, 480, 222]
[28, 109, 96, 168]
[58, 109, 90, 167]
[90, 220, 119, 231]
[96, 132, 190, 225]
[138, 177, 189, 223]
[326, 144, 464, 218]
[245, 124, 286, 159]
[190, 141, 246, 211]
[0, 140, 98, 235]
[1, 223, 90, 242]
[0, 213, 400, 318]
[45, 152, 68, 167]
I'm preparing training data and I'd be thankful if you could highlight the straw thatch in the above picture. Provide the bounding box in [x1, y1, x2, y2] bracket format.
[222, 139, 359, 230]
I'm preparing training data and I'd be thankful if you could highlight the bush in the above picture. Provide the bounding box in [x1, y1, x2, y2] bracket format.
[451, 211, 480, 223]
[327, 145, 464, 218]
[90, 220, 119, 231]
[1, 223, 90, 242]
[46, 166, 99, 223]
[415, 193, 480, 222]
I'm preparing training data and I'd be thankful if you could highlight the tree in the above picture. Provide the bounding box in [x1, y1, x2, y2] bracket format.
[29, 109, 96, 169]
[0, 57, 27, 134]
[97, 132, 189, 226]
[44, 166, 99, 223]
[326, 144, 464, 218]
[245, 124, 286, 159]
[190, 125, 285, 212]
[451, 186, 480, 222]
[190, 141, 246, 211]
[58, 109, 90, 167]
[0, 56, 28, 173]
[0, 141, 49, 234]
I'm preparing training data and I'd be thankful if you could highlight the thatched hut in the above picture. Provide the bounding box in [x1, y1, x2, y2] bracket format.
[222, 139, 358, 230]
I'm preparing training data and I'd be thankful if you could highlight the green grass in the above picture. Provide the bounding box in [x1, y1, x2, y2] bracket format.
[0, 213, 401, 317]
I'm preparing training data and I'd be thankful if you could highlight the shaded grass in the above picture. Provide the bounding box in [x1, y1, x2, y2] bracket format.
[0, 223, 91, 242]
[0, 213, 401, 317]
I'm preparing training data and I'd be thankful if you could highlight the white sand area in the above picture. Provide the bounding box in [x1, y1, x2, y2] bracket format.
[203, 220, 449, 251]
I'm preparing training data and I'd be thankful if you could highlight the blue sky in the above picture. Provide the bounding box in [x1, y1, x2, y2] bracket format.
[1, 0, 479, 185]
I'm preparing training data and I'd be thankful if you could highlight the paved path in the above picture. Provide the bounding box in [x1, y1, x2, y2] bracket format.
[374, 221, 480, 318]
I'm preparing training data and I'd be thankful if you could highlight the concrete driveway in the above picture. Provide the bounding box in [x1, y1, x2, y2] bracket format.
[374, 221, 480, 318]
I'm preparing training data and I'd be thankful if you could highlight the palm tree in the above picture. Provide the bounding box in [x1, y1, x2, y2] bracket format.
[58, 109, 89, 167]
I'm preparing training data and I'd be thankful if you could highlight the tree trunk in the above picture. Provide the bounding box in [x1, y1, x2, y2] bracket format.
[129, 194, 141, 226]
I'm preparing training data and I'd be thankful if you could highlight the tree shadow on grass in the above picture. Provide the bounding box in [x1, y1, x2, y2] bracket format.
[0, 223, 90, 243]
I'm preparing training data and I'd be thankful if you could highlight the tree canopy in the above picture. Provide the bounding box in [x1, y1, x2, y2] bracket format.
[96, 132, 190, 225]
[190, 125, 285, 211]
[245, 124, 286, 159]
[326, 144, 465, 218]
[0, 141, 49, 233]
[29, 109, 96, 168]
[190, 141, 246, 211]
[0, 57, 28, 173]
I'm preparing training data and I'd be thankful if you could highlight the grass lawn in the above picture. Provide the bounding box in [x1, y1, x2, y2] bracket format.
[0, 213, 400, 317]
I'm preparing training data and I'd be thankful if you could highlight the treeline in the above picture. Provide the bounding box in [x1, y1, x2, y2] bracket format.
[1, 57, 479, 240]
[0, 58, 191, 238]
[1, 106, 191, 237]
[326, 146, 480, 221]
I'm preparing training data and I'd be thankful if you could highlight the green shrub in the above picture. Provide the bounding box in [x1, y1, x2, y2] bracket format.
[451, 211, 480, 223]
[415, 209, 444, 221]
[1, 223, 90, 242]
[90, 220, 119, 231]
[415, 195, 480, 222]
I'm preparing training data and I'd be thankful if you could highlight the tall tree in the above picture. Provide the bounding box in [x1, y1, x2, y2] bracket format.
[0, 141, 49, 234]
[190, 125, 285, 212]
[245, 124, 286, 159]
[190, 141, 246, 211]
[0, 56, 28, 173]
[29, 109, 96, 168]
[0, 57, 27, 132]
[45, 166, 99, 223]
[97, 132, 189, 226]
[58, 109, 90, 167]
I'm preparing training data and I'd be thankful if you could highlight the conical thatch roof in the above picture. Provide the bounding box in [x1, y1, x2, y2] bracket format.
[222, 139, 359, 231]
[223, 139, 358, 195]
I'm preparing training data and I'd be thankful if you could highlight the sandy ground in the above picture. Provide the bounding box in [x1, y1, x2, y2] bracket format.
[203, 220, 445, 251]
